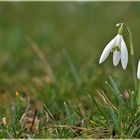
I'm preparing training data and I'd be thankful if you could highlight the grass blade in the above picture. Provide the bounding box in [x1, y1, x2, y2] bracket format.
[63, 49, 80, 87]
[108, 106, 119, 134]
[64, 102, 74, 125]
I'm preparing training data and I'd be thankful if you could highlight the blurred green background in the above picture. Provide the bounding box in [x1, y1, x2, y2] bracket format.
[0, 2, 140, 112]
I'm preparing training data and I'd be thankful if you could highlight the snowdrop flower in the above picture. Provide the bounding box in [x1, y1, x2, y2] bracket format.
[99, 27, 128, 70]
[137, 60, 140, 79]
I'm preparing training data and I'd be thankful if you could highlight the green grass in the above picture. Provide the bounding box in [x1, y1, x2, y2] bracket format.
[0, 2, 140, 138]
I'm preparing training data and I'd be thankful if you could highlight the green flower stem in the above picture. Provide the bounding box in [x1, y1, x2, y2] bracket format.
[131, 54, 137, 91]
[123, 24, 137, 91]
[138, 80, 140, 106]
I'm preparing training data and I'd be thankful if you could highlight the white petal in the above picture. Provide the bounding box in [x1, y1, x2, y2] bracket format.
[120, 36, 128, 70]
[99, 35, 117, 64]
[113, 51, 121, 66]
[114, 34, 121, 47]
[137, 60, 140, 79]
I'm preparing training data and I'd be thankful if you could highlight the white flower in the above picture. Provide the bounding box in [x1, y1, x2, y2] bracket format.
[99, 34, 128, 70]
[137, 60, 140, 79]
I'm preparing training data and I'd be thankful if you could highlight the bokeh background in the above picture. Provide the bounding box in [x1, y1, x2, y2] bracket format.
[0, 2, 140, 113]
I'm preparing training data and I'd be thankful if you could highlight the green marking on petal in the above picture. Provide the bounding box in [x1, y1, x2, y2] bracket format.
[112, 46, 121, 52]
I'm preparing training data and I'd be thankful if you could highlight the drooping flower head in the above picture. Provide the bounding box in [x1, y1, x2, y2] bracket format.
[137, 60, 140, 79]
[99, 24, 128, 70]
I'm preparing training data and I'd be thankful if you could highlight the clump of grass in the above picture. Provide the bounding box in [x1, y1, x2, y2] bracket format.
[89, 76, 140, 138]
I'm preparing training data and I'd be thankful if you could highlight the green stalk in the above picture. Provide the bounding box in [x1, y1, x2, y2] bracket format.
[138, 80, 140, 106]
[117, 23, 137, 91]
[125, 25, 137, 91]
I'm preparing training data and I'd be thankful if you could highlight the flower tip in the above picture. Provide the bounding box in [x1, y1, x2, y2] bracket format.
[99, 60, 102, 64]
[137, 60, 140, 79]
[122, 67, 126, 70]
[99, 58, 104, 64]
[122, 64, 127, 70]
